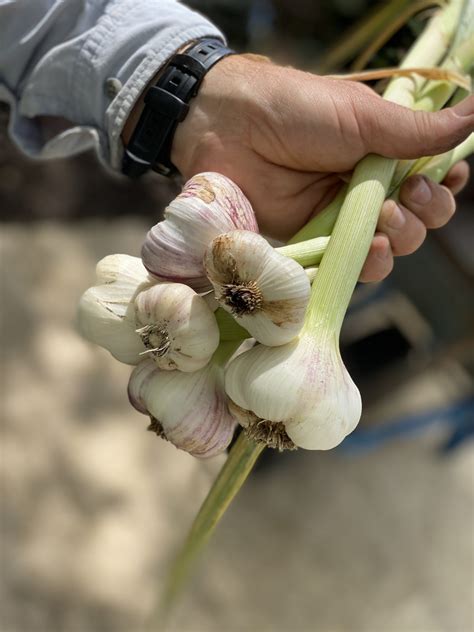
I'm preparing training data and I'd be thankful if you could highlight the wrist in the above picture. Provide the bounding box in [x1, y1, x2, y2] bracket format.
[171, 54, 265, 177]
[121, 39, 237, 178]
[121, 41, 197, 147]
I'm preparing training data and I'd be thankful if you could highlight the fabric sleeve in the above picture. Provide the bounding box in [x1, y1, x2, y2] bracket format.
[0, 0, 225, 170]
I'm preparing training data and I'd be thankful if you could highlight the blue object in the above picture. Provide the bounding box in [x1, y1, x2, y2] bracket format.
[340, 395, 474, 455]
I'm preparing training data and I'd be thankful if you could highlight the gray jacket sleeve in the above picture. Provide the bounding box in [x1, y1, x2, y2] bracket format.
[0, 0, 224, 170]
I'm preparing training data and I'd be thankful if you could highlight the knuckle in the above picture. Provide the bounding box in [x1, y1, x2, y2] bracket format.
[413, 112, 432, 145]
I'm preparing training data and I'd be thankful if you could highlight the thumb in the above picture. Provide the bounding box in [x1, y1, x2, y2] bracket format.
[358, 94, 474, 160]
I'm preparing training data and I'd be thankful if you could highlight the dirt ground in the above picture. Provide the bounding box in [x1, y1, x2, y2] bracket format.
[1, 216, 473, 632]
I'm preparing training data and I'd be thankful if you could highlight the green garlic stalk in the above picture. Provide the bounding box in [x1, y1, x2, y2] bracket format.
[389, 0, 474, 190]
[277, 235, 329, 266]
[225, 0, 469, 452]
[390, 132, 474, 201]
[290, 0, 471, 244]
[153, 432, 264, 624]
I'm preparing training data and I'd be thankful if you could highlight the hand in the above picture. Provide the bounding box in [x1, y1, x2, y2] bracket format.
[360, 163, 469, 281]
[171, 55, 474, 282]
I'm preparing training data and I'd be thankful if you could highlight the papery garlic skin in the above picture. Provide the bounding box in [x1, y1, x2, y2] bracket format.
[204, 231, 310, 346]
[78, 256, 219, 370]
[127, 357, 157, 414]
[200, 290, 220, 313]
[141, 172, 258, 292]
[78, 254, 153, 364]
[128, 359, 237, 458]
[134, 282, 219, 372]
[225, 334, 362, 450]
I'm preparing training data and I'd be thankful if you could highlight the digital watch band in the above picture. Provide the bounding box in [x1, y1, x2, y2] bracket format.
[122, 38, 235, 178]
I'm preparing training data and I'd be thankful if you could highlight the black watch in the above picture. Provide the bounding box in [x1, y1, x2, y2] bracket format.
[122, 38, 235, 178]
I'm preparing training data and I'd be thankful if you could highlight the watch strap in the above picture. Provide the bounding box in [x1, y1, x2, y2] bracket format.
[122, 38, 235, 178]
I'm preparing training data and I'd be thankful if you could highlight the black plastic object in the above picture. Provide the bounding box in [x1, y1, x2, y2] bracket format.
[122, 38, 235, 178]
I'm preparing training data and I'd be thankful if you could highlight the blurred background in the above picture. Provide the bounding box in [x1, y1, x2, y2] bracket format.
[1, 1, 473, 631]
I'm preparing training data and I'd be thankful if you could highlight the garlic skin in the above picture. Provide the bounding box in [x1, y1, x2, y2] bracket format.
[78, 254, 153, 364]
[225, 334, 362, 450]
[128, 359, 237, 458]
[78, 256, 219, 370]
[204, 231, 310, 346]
[127, 357, 157, 414]
[141, 172, 258, 292]
[134, 283, 219, 372]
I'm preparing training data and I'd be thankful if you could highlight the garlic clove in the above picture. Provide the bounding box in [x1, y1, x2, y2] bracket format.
[128, 359, 237, 458]
[78, 254, 153, 364]
[204, 231, 310, 346]
[225, 334, 362, 451]
[200, 290, 220, 312]
[141, 172, 258, 292]
[127, 358, 158, 414]
[134, 282, 220, 372]
[79, 288, 146, 364]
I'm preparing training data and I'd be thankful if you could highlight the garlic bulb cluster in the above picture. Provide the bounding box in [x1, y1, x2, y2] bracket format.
[225, 334, 361, 451]
[128, 359, 236, 458]
[78, 169, 360, 458]
[203, 231, 311, 346]
[142, 173, 258, 292]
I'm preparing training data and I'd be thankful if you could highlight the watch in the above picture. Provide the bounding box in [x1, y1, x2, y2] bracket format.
[122, 38, 235, 178]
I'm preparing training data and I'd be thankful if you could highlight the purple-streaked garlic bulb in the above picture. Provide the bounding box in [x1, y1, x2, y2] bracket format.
[128, 359, 237, 458]
[141, 172, 258, 292]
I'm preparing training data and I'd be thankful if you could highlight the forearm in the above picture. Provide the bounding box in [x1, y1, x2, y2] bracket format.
[0, 0, 224, 168]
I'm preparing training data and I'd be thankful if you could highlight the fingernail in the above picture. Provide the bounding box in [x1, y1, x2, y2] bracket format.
[376, 246, 389, 262]
[452, 96, 474, 117]
[407, 175, 432, 205]
[386, 203, 406, 230]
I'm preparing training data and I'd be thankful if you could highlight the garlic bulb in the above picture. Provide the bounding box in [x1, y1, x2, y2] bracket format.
[128, 358, 236, 458]
[78, 254, 153, 364]
[141, 172, 258, 292]
[225, 334, 361, 450]
[203, 230, 311, 346]
[78, 255, 219, 370]
[134, 282, 219, 372]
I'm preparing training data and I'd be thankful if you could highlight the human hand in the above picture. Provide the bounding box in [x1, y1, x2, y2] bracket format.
[171, 55, 473, 283]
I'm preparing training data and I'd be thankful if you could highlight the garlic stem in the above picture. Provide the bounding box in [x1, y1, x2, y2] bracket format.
[391, 133, 474, 201]
[414, 0, 474, 112]
[288, 189, 346, 243]
[383, 0, 468, 106]
[449, 132, 474, 163]
[212, 339, 245, 366]
[448, 84, 472, 107]
[389, 3, 474, 190]
[304, 0, 467, 338]
[215, 308, 250, 341]
[316, 0, 427, 74]
[304, 155, 396, 337]
[153, 433, 263, 625]
[276, 236, 329, 266]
